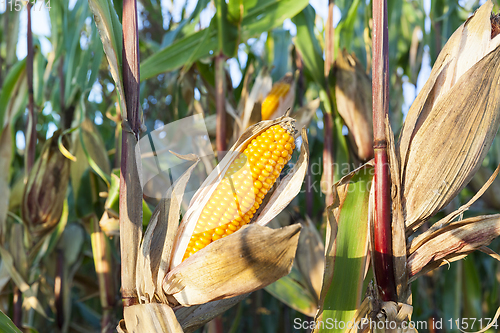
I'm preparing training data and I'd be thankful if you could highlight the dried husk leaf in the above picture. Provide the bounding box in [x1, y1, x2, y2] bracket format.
[163, 224, 301, 306]
[409, 163, 500, 250]
[122, 303, 183, 333]
[22, 131, 71, 240]
[169, 116, 298, 269]
[175, 294, 248, 333]
[294, 216, 325, 303]
[407, 214, 500, 281]
[291, 98, 320, 130]
[136, 158, 198, 304]
[241, 67, 272, 130]
[334, 50, 373, 161]
[469, 165, 500, 210]
[386, 117, 408, 302]
[399, 1, 500, 232]
[400, 44, 500, 233]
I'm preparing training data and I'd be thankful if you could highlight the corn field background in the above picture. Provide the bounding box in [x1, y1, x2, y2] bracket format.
[1, 0, 500, 332]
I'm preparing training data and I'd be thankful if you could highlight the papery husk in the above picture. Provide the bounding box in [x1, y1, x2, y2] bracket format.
[241, 67, 272, 130]
[22, 131, 71, 240]
[295, 216, 325, 303]
[169, 115, 305, 269]
[398, 1, 500, 233]
[469, 165, 500, 210]
[164, 224, 301, 306]
[407, 214, 500, 281]
[291, 98, 320, 130]
[386, 117, 408, 302]
[334, 50, 373, 161]
[136, 156, 199, 304]
[175, 294, 248, 333]
[120, 303, 183, 333]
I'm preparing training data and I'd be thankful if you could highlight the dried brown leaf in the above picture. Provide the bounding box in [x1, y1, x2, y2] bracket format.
[123, 303, 183, 333]
[175, 295, 248, 333]
[136, 158, 199, 303]
[164, 224, 301, 306]
[398, 1, 500, 233]
[334, 51, 373, 161]
[407, 214, 500, 280]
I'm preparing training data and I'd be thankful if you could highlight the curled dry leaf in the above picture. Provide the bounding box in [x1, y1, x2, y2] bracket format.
[398, 0, 500, 233]
[175, 295, 248, 333]
[123, 303, 183, 333]
[407, 214, 500, 281]
[163, 224, 301, 306]
[22, 131, 71, 240]
[295, 216, 325, 303]
[334, 50, 373, 161]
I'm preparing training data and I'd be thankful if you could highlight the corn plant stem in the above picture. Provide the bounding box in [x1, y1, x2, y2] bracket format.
[372, 0, 396, 302]
[325, 0, 334, 77]
[15, 4, 35, 327]
[322, 0, 335, 207]
[322, 112, 334, 206]
[13, 286, 21, 328]
[216, 53, 227, 159]
[91, 216, 116, 333]
[26, 3, 35, 173]
[120, 0, 143, 306]
[55, 250, 64, 329]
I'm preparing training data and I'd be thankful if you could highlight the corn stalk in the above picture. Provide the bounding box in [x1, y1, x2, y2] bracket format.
[371, 0, 396, 301]
[120, 0, 143, 310]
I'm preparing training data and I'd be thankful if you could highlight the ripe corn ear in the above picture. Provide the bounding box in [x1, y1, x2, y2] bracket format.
[261, 75, 294, 121]
[183, 125, 295, 260]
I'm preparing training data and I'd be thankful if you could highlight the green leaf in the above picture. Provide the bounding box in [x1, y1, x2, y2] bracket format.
[265, 266, 318, 317]
[0, 311, 22, 333]
[335, 0, 361, 54]
[88, 0, 126, 116]
[292, 5, 325, 88]
[216, 0, 238, 56]
[141, 0, 308, 80]
[317, 165, 373, 333]
[0, 60, 27, 135]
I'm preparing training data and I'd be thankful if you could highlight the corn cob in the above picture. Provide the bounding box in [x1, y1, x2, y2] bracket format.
[261, 75, 293, 121]
[183, 125, 295, 261]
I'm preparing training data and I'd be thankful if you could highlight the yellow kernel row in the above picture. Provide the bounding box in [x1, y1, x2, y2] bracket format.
[182, 125, 295, 261]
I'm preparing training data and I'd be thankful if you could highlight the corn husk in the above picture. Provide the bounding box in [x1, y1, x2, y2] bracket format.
[175, 295, 248, 333]
[22, 131, 71, 240]
[407, 214, 500, 281]
[121, 116, 309, 332]
[294, 216, 325, 304]
[164, 224, 301, 306]
[170, 116, 308, 268]
[334, 50, 373, 161]
[398, 0, 500, 233]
